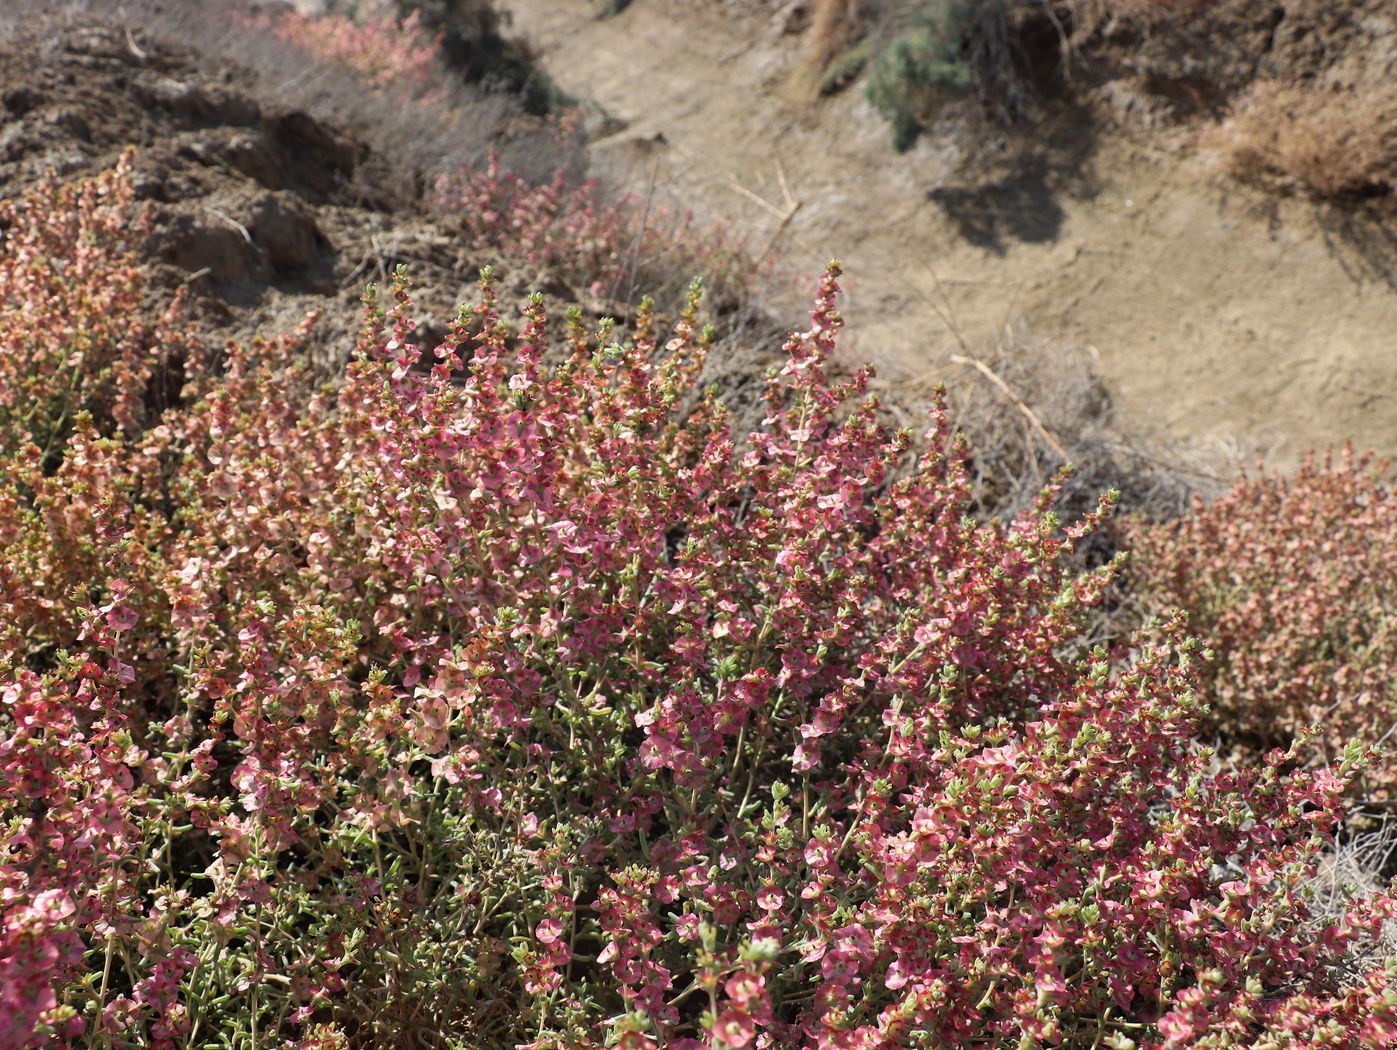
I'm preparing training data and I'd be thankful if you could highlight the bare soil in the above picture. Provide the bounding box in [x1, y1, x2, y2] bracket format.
[501, 0, 1397, 467]
[0, 3, 587, 376]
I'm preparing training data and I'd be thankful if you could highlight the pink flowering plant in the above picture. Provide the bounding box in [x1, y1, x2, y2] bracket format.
[1, 164, 1395, 1049]
[242, 8, 447, 101]
[435, 152, 762, 305]
[1128, 449, 1397, 797]
[0, 163, 192, 462]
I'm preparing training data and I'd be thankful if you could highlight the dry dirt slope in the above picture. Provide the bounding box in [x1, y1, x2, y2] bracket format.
[502, 0, 1397, 468]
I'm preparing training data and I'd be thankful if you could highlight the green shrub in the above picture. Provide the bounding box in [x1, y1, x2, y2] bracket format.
[864, 0, 980, 151]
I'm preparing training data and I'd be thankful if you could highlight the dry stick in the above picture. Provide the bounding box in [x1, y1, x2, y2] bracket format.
[1036, 0, 1073, 74]
[111, 7, 148, 61]
[203, 206, 253, 245]
[776, 161, 796, 213]
[340, 237, 389, 291]
[917, 265, 1069, 462]
[759, 198, 802, 258]
[373, 234, 389, 286]
[949, 352, 1071, 462]
[725, 175, 789, 219]
[759, 161, 803, 257]
[923, 264, 971, 353]
[728, 164, 803, 260]
[915, 265, 977, 441]
[389, 250, 469, 278]
[124, 25, 148, 62]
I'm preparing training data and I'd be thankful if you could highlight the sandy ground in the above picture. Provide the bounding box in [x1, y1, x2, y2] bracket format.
[502, 0, 1397, 466]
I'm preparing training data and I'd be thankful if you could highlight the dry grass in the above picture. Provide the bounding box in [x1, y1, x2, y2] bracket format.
[1207, 79, 1397, 199]
[942, 325, 1233, 526]
[1309, 816, 1397, 979]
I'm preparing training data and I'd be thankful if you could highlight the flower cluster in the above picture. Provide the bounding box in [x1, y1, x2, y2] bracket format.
[0, 159, 190, 458]
[1128, 448, 1397, 795]
[0, 163, 1393, 1049]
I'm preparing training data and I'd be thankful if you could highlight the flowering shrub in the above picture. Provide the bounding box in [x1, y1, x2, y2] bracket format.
[1128, 448, 1397, 796]
[242, 9, 446, 101]
[0, 159, 192, 460]
[1, 164, 1396, 1049]
[435, 151, 761, 303]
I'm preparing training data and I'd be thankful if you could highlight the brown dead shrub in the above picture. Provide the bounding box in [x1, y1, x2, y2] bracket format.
[943, 326, 1228, 527]
[937, 326, 1242, 649]
[1208, 79, 1397, 199]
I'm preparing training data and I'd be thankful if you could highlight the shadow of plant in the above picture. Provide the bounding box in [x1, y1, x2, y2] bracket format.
[1318, 200, 1397, 292]
[927, 114, 1100, 253]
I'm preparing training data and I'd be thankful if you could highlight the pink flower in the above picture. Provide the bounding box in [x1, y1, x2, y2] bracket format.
[535, 919, 564, 945]
[713, 1007, 756, 1048]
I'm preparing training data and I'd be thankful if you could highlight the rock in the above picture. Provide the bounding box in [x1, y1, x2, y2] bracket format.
[150, 203, 269, 296]
[248, 191, 324, 272]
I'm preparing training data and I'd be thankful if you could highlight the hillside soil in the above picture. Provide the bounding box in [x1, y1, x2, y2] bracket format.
[501, 0, 1397, 467]
[0, 3, 623, 380]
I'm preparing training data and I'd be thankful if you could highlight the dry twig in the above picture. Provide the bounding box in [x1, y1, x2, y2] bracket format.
[949, 351, 1070, 462]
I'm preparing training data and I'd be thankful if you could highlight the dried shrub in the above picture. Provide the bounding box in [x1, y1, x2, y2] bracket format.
[1311, 818, 1397, 966]
[944, 328, 1220, 527]
[940, 326, 1238, 544]
[1127, 448, 1397, 797]
[1, 163, 1396, 1049]
[1207, 79, 1397, 199]
[942, 328, 1236, 654]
